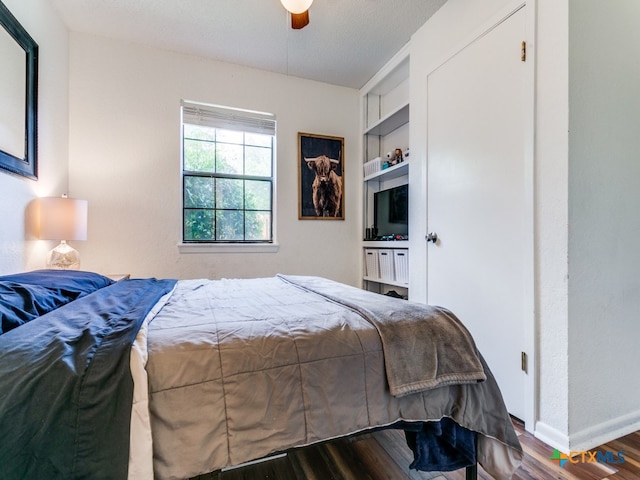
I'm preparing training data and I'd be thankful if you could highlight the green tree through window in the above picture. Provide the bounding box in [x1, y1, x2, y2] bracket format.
[182, 103, 275, 243]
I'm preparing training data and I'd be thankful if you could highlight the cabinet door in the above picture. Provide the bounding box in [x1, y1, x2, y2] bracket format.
[426, 6, 530, 420]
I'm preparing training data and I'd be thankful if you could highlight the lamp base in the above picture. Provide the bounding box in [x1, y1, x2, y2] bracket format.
[46, 240, 81, 270]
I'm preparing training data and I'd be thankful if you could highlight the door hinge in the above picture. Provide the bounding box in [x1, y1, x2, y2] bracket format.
[521, 41, 526, 62]
[521, 351, 528, 373]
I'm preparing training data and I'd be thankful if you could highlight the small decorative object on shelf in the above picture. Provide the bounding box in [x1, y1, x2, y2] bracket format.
[394, 148, 403, 165]
[364, 226, 378, 240]
[364, 157, 383, 177]
[385, 148, 404, 167]
[379, 234, 408, 241]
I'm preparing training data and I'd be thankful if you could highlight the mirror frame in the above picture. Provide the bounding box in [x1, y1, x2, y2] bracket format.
[0, 1, 38, 180]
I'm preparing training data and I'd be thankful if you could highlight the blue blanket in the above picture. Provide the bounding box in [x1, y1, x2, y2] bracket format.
[0, 270, 115, 334]
[0, 278, 176, 479]
[402, 418, 476, 472]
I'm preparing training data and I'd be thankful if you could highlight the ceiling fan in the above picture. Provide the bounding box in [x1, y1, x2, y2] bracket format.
[280, 0, 313, 29]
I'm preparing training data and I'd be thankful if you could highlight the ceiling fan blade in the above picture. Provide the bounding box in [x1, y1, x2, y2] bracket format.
[291, 10, 309, 29]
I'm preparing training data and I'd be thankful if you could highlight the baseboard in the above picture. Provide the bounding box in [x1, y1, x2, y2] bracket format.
[535, 409, 640, 453]
[534, 421, 570, 453]
[568, 409, 640, 452]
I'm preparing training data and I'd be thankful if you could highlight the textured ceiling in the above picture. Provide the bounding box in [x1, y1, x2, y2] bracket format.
[51, 0, 447, 89]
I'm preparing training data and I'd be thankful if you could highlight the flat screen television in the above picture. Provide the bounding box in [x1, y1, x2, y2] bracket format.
[373, 184, 408, 239]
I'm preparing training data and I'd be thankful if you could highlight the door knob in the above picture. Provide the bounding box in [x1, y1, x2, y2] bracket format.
[426, 232, 438, 243]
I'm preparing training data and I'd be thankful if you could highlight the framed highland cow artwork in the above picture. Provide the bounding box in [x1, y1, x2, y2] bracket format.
[298, 132, 345, 220]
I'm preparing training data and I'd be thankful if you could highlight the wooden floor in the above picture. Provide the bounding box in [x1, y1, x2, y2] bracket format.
[194, 419, 640, 480]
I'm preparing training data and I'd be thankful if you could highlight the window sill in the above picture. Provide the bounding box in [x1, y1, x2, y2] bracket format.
[177, 243, 279, 254]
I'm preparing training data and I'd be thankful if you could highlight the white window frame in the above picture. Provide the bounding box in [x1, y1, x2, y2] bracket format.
[178, 100, 279, 253]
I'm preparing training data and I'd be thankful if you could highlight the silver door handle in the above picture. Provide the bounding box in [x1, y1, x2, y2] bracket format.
[426, 232, 438, 243]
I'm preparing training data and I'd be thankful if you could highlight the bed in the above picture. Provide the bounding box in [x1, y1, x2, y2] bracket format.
[0, 270, 522, 479]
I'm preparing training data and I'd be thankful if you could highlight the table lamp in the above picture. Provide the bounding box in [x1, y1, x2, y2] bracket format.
[39, 196, 88, 270]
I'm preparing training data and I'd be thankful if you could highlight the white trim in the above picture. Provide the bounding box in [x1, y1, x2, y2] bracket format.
[177, 243, 279, 254]
[179, 99, 277, 247]
[568, 409, 640, 452]
[522, 0, 538, 436]
[535, 421, 570, 453]
[536, 409, 640, 454]
[360, 42, 410, 96]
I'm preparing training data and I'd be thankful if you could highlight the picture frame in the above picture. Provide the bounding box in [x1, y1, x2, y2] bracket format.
[298, 132, 345, 220]
[0, 0, 38, 180]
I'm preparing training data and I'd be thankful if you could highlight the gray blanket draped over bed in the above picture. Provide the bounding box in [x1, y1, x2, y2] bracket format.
[278, 275, 487, 396]
[146, 275, 522, 479]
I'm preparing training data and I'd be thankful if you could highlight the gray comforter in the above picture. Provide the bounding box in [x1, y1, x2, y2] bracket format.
[146, 276, 522, 479]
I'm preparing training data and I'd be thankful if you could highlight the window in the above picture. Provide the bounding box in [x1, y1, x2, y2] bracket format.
[181, 101, 275, 244]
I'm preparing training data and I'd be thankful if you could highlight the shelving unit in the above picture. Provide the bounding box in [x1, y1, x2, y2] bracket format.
[364, 103, 409, 136]
[360, 45, 411, 296]
[363, 160, 408, 183]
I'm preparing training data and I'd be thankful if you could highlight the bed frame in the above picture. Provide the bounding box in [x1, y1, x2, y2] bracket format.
[466, 462, 478, 479]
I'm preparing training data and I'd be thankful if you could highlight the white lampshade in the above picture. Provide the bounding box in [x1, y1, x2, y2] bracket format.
[39, 197, 88, 241]
[280, 0, 313, 14]
[38, 196, 88, 270]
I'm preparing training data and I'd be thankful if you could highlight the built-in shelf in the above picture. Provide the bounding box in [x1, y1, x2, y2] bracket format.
[365, 54, 410, 96]
[363, 276, 409, 288]
[362, 241, 409, 248]
[361, 45, 411, 295]
[364, 103, 409, 136]
[363, 160, 409, 182]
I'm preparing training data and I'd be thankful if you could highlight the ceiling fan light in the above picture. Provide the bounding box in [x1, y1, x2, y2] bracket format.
[291, 10, 310, 29]
[280, 0, 313, 15]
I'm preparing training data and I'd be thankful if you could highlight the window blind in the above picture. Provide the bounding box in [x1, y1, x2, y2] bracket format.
[182, 100, 276, 136]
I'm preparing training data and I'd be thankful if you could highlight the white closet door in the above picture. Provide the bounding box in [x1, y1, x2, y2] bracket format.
[426, 6, 530, 420]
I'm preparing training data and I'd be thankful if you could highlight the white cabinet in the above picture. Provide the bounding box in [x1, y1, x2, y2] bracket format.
[363, 246, 409, 287]
[360, 45, 411, 295]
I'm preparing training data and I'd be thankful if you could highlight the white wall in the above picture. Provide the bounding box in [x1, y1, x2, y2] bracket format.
[0, 0, 69, 274]
[567, 0, 640, 449]
[531, 0, 572, 451]
[68, 33, 361, 284]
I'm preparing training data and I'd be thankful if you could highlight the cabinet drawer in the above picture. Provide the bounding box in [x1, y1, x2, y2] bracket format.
[378, 249, 395, 283]
[393, 250, 409, 285]
[364, 249, 380, 279]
